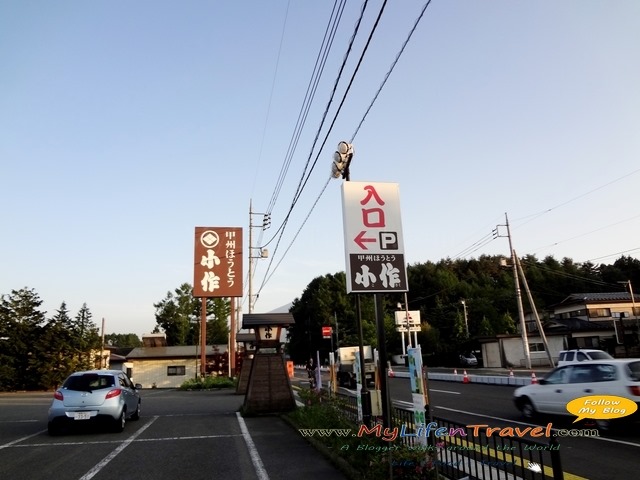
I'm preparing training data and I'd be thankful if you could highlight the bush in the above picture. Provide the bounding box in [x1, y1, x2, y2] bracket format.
[285, 393, 444, 480]
[178, 375, 235, 390]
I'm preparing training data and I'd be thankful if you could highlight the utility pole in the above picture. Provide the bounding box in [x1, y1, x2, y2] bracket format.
[619, 280, 638, 343]
[497, 213, 531, 369]
[516, 254, 554, 367]
[248, 201, 270, 313]
[331, 141, 373, 427]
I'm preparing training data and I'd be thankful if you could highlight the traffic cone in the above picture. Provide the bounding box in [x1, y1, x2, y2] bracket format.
[453, 368, 458, 376]
[531, 372, 538, 385]
[509, 369, 514, 378]
[388, 366, 395, 378]
[463, 370, 470, 384]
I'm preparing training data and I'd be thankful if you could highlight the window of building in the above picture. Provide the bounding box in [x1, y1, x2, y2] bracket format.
[575, 336, 600, 349]
[167, 366, 186, 376]
[588, 308, 611, 318]
[528, 342, 545, 352]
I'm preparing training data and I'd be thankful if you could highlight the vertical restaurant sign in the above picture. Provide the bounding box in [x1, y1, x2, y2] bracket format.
[341, 182, 407, 293]
[193, 227, 243, 298]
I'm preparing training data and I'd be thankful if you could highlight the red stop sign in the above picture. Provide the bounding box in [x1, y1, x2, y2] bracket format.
[322, 326, 332, 338]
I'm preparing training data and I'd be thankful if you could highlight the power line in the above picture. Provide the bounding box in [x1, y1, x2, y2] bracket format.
[351, 0, 434, 142]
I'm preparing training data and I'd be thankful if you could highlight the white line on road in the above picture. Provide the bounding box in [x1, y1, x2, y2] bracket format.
[79, 416, 158, 480]
[236, 412, 269, 480]
[435, 406, 640, 448]
[0, 429, 46, 450]
[430, 389, 461, 395]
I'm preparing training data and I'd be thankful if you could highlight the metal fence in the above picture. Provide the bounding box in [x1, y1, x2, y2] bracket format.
[335, 394, 564, 480]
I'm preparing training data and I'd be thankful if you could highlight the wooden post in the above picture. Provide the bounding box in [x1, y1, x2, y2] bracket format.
[201, 298, 207, 377]
[230, 297, 236, 376]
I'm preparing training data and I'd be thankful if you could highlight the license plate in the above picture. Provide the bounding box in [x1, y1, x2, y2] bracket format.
[73, 412, 91, 420]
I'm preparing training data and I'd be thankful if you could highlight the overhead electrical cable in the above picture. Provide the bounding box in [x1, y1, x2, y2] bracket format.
[256, 0, 435, 299]
[256, 0, 385, 298]
[351, 0, 433, 142]
[242, 0, 347, 307]
[250, 0, 292, 200]
[265, 0, 347, 215]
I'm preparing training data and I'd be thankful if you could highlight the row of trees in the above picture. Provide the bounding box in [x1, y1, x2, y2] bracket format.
[286, 255, 640, 364]
[0, 282, 232, 391]
[3, 255, 638, 390]
[0, 288, 102, 391]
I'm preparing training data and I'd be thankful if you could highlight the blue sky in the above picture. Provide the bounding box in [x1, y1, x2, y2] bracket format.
[2, 1, 639, 337]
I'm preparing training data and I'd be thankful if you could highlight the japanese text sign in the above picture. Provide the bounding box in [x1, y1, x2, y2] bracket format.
[341, 182, 407, 293]
[193, 227, 243, 298]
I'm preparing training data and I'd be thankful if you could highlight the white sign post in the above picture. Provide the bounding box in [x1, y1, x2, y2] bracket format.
[341, 182, 408, 293]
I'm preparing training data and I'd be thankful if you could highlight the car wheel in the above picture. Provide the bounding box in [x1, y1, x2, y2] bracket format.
[520, 399, 537, 420]
[131, 401, 141, 421]
[112, 409, 126, 433]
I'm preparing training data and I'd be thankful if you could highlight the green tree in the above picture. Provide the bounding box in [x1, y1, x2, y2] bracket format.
[153, 283, 229, 346]
[71, 303, 101, 370]
[0, 288, 47, 390]
[37, 302, 78, 389]
[104, 333, 142, 348]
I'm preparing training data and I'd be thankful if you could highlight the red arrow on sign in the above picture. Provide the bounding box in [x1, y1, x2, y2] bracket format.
[354, 231, 376, 249]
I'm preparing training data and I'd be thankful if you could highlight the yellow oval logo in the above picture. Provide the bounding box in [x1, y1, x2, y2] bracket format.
[566, 395, 638, 423]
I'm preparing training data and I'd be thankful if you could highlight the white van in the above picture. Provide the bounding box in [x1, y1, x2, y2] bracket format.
[556, 349, 613, 366]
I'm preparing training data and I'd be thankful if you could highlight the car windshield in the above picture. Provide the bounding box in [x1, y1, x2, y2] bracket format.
[63, 374, 115, 391]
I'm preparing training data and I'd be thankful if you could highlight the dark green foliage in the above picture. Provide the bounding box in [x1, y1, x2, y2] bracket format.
[104, 333, 142, 348]
[0, 290, 101, 391]
[178, 375, 235, 390]
[287, 254, 640, 364]
[152, 283, 229, 346]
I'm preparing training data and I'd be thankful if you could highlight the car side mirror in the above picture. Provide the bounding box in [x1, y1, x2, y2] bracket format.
[135, 383, 143, 389]
[538, 379, 548, 385]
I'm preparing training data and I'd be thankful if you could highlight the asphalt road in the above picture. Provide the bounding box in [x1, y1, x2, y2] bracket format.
[388, 376, 640, 480]
[0, 389, 347, 480]
[292, 368, 640, 479]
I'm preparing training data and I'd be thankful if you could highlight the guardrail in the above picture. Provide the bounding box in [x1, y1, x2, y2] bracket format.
[394, 370, 535, 386]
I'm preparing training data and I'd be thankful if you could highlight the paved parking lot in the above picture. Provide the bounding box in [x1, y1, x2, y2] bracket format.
[0, 389, 347, 480]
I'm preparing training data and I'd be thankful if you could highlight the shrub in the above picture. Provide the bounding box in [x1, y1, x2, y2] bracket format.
[285, 393, 444, 480]
[178, 375, 235, 390]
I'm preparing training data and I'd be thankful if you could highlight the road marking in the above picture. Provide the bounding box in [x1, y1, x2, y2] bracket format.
[0, 429, 46, 450]
[236, 412, 269, 480]
[79, 416, 158, 480]
[436, 406, 640, 448]
[430, 389, 460, 395]
[12, 434, 244, 448]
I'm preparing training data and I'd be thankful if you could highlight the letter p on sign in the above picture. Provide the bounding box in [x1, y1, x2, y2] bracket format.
[380, 231, 398, 250]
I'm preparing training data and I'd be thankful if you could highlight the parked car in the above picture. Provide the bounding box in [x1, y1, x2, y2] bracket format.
[459, 353, 478, 367]
[513, 359, 640, 431]
[48, 370, 142, 435]
[557, 349, 613, 366]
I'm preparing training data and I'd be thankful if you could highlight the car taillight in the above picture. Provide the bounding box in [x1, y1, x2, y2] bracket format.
[105, 388, 122, 399]
[628, 385, 640, 396]
[54, 391, 63, 401]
